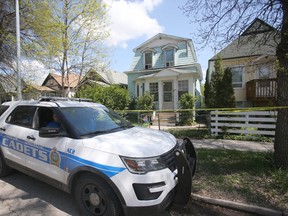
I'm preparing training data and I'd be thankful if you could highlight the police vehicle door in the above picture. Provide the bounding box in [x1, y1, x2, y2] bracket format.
[24, 106, 70, 183]
[0, 106, 38, 168]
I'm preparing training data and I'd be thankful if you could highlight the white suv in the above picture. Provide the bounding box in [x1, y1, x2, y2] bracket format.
[0, 97, 196, 216]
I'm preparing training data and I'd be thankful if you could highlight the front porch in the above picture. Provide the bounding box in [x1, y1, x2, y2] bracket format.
[246, 78, 277, 106]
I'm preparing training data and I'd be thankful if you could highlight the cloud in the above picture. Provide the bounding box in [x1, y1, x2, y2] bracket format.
[105, 0, 164, 48]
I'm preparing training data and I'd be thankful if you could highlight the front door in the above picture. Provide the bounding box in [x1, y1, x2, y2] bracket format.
[162, 81, 173, 109]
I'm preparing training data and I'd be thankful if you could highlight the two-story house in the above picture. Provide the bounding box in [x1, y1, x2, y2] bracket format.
[125, 33, 203, 110]
[207, 18, 279, 107]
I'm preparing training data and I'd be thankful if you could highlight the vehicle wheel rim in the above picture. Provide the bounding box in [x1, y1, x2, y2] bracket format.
[81, 184, 106, 215]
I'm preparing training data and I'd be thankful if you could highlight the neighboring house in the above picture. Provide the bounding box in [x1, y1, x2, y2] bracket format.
[22, 85, 58, 100]
[125, 33, 203, 110]
[79, 68, 127, 89]
[42, 73, 82, 97]
[0, 74, 26, 103]
[207, 18, 279, 107]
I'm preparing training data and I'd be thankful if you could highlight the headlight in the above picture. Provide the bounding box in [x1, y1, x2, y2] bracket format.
[120, 156, 167, 174]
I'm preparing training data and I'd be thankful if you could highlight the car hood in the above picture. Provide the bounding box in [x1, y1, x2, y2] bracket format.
[82, 127, 177, 157]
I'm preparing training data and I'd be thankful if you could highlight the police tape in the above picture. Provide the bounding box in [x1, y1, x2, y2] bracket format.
[116, 106, 288, 113]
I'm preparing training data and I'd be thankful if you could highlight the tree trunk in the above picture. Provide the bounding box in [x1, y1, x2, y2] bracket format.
[274, 0, 288, 169]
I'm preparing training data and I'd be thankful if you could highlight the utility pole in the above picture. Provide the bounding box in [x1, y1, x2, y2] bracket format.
[16, 0, 22, 100]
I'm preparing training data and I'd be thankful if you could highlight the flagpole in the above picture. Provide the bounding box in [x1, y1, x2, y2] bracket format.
[16, 0, 22, 100]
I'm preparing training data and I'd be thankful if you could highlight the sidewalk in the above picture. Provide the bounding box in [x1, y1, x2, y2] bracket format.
[190, 139, 274, 152]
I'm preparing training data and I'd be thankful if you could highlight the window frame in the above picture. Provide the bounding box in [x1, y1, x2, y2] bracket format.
[165, 48, 175, 67]
[6, 106, 37, 128]
[144, 52, 153, 69]
[230, 66, 244, 88]
[178, 80, 189, 99]
[149, 82, 159, 102]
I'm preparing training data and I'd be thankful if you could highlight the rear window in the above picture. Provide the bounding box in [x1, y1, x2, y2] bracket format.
[0, 105, 9, 117]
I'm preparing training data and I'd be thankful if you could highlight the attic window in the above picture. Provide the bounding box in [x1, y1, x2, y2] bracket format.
[165, 49, 174, 67]
[144, 52, 152, 69]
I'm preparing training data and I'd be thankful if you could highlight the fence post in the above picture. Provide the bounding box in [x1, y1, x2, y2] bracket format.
[158, 113, 160, 130]
[245, 112, 249, 138]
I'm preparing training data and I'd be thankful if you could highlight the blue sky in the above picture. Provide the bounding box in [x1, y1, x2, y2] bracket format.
[105, 0, 215, 78]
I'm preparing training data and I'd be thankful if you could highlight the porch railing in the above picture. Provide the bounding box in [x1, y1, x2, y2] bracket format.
[246, 78, 277, 101]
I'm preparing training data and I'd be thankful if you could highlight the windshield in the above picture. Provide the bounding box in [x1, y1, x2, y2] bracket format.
[60, 106, 132, 137]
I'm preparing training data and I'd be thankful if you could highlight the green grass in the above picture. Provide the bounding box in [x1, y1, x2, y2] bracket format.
[166, 128, 273, 142]
[193, 149, 288, 211]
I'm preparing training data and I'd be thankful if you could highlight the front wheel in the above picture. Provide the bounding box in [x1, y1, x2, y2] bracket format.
[73, 174, 122, 216]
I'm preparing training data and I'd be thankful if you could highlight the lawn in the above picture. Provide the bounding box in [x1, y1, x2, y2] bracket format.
[193, 149, 288, 211]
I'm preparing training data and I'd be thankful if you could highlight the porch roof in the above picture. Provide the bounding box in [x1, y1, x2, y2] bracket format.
[135, 68, 199, 80]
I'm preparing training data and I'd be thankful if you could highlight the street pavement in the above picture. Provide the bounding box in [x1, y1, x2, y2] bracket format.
[0, 139, 275, 216]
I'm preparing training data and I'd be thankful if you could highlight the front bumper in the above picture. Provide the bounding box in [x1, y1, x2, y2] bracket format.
[173, 137, 197, 205]
[121, 138, 196, 216]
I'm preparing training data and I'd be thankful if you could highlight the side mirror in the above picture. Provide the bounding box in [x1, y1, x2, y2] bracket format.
[39, 127, 61, 137]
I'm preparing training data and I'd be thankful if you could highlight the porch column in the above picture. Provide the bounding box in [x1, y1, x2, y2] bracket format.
[158, 81, 163, 110]
[174, 79, 178, 109]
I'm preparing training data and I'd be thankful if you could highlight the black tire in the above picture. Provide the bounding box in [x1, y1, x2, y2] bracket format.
[0, 150, 13, 177]
[73, 173, 122, 216]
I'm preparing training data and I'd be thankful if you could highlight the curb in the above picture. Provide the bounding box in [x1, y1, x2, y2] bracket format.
[191, 194, 288, 216]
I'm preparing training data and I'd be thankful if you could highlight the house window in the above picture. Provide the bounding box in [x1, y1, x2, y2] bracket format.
[149, 82, 158, 102]
[231, 67, 243, 88]
[257, 64, 275, 88]
[136, 84, 140, 97]
[165, 49, 174, 67]
[144, 52, 152, 69]
[258, 65, 270, 79]
[163, 82, 173, 102]
[178, 80, 188, 99]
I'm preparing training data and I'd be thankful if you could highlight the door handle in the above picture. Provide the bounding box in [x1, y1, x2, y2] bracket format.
[27, 135, 36, 141]
[0, 127, 6, 131]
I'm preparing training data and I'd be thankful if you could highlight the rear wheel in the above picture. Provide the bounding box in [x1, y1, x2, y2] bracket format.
[0, 151, 13, 177]
[73, 174, 122, 216]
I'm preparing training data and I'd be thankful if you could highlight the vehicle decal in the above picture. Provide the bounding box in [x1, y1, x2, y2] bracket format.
[0, 133, 125, 178]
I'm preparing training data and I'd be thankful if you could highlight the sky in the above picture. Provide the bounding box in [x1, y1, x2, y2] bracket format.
[105, 0, 215, 79]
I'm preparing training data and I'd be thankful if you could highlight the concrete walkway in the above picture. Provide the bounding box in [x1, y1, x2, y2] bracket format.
[191, 139, 274, 152]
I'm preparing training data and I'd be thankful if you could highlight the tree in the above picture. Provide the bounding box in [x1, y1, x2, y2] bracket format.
[136, 92, 154, 111]
[0, 1, 51, 75]
[182, 0, 288, 168]
[205, 55, 235, 108]
[178, 93, 197, 125]
[30, 0, 110, 96]
[76, 84, 130, 110]
[221, 68, 236, 108]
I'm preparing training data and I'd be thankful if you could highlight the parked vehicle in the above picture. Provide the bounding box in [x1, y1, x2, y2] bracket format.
[0, 97, 196, 216]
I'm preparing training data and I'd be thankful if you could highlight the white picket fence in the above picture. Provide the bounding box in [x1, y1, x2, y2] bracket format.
[211, 110, 277, 137]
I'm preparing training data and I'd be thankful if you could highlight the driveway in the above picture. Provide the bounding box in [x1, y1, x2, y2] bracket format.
[0, 171, 256, 216]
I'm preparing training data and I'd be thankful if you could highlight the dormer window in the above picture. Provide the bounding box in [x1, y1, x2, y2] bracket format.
[162, 44, 178, 68]
[165, 49, 174, 67]
[144, 52, 152, 69]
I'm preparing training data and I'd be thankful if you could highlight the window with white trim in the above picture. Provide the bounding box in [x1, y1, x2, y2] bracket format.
[231, 67, 243, 88]
[178, 80, 188, 99]
[149, 82, 158, 102]
[144, 52, 152, 69]
[165, 49, 174, 67]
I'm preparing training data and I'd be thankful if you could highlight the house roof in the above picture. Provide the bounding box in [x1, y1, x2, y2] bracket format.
[30, 85, 55, 92]
[42, 73, 82, 88]
[84, 69, 127, 86]
[133, 33, 191, 52]
[136, 67, 201, 80]
[0, 74, 17, 93]
[210, 19, 279, 61]
[0, 74, 27, 94]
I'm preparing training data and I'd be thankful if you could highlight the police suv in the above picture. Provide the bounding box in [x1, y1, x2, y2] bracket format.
[0, 97, 196, 216]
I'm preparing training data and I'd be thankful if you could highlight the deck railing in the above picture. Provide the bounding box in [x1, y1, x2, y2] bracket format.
[246, 78, 277, 101]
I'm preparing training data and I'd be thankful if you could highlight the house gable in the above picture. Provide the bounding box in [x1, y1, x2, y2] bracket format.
[207, 18, 279, 108]
[210, 19, 279, 61]
[129, 33, 198, 71]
